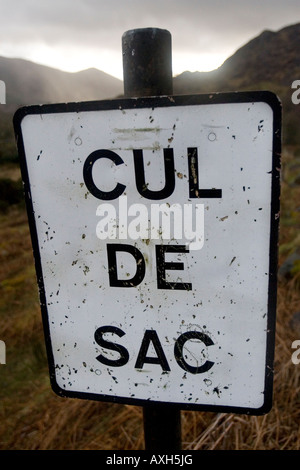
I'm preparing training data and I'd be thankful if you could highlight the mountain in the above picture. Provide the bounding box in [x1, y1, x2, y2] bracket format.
[173, 22, 300, 145]
[0, 22, 300, 150]
[0, 57, 123, 105]
[174, 22, 300, 92]
[0, 59, 123, 165]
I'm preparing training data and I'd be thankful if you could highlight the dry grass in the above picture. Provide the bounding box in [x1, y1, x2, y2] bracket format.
[0, 146, 299, 451]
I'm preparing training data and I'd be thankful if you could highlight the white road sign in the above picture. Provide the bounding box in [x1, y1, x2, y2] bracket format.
[14, 92, 281, 415]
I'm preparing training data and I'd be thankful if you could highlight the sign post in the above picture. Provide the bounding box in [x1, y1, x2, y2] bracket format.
[13, 29, 281, 452]
[122, 28, 182, 451]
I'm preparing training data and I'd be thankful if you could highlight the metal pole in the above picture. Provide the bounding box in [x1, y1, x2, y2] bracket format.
[122, 27, 181, 451]
[122, 28, 173, 97]
[143, 406, 182, 451]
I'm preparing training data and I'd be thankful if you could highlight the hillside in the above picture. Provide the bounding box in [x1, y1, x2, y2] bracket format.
[0, 21, 300, 162]
[0, 56, 123, 104]
[1, 22, 299, 106]
[0, 58, 124, 164]
[174, 22, 300, 91]
[173, 22, 300, 145]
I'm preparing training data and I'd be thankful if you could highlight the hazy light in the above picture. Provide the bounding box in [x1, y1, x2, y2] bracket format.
[172, 52, 228, 76]
[0, 42, 228, 80]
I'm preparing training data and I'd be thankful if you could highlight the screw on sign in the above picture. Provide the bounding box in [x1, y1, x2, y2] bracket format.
[13, 90, 281, 417]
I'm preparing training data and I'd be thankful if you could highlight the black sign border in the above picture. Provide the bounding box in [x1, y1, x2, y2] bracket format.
[13, 91, 281, 416]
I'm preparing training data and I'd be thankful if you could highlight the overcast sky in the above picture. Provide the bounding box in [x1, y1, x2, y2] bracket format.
[0, 0, 299, 80]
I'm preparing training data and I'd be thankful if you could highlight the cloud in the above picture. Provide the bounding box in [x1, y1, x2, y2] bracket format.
[0, 0, 299, 77]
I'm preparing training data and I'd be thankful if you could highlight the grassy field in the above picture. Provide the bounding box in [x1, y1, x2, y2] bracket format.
[0, 145, 299, 451]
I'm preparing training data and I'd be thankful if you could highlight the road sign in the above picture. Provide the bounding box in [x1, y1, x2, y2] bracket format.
[14, 91, 281, 415]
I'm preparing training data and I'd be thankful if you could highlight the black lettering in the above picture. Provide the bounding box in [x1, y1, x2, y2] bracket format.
[156, 244, 192, 290]
[83, 149, 126, 200]
[133, 148, 175, 200]
[94, 325, 129, 367]
[174, 331, 214, 374]
[135, 330, 170, 371]
[107, 244, 145, 287]
[188, 147, 222, 198]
